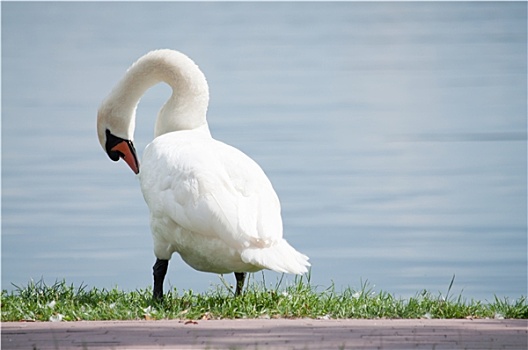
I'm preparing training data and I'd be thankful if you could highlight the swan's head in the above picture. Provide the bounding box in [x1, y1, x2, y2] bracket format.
[96, 49, 210, 175]
[97, 105, 140, 175]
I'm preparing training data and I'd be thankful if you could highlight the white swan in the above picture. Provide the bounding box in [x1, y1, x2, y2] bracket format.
[97, 49, 310, 298]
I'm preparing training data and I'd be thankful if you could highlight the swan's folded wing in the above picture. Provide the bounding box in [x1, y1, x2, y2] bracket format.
[201, 161, 283, 250]
[141, 134, 283, 250]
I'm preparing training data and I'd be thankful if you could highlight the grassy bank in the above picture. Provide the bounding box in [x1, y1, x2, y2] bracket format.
[2, 277, 526, 322]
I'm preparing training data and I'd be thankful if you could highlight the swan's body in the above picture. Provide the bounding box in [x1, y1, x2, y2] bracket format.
[97, 50, 309, 297]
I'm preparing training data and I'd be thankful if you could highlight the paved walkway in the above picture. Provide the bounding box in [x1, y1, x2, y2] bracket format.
[2, 318, 527, 349]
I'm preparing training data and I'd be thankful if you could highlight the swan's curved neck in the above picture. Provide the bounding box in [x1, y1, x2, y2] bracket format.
[103, 50, 210, 139]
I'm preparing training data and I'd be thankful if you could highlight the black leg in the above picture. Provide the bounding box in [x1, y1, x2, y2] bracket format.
[234, 272, 246, 296]
[153, 258, 169, 301]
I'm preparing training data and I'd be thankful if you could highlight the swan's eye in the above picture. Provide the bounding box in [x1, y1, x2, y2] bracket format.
[108, 150, 121, 162]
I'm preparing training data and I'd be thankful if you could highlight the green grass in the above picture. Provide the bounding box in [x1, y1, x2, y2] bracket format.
[1, 275, 526, 322]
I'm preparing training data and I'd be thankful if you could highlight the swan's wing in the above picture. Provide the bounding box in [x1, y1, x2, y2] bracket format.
[140, 132, 283, 250]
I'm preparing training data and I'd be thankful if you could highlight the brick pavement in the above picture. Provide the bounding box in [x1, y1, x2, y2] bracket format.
[2, 318, 527, 349]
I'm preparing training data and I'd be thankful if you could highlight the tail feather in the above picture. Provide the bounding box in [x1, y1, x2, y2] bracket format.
[240, 239, 310, 274]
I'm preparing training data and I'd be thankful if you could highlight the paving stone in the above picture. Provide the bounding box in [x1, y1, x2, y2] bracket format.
[1, 319, 526, 349]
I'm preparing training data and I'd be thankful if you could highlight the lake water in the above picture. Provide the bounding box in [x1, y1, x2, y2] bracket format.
[2, 2, 526, 301]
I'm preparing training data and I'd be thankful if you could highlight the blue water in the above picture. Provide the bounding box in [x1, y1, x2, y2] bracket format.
[2, 2, 526, 301]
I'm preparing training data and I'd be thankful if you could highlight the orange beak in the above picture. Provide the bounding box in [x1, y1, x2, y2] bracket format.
[110, 140, 140, 174]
